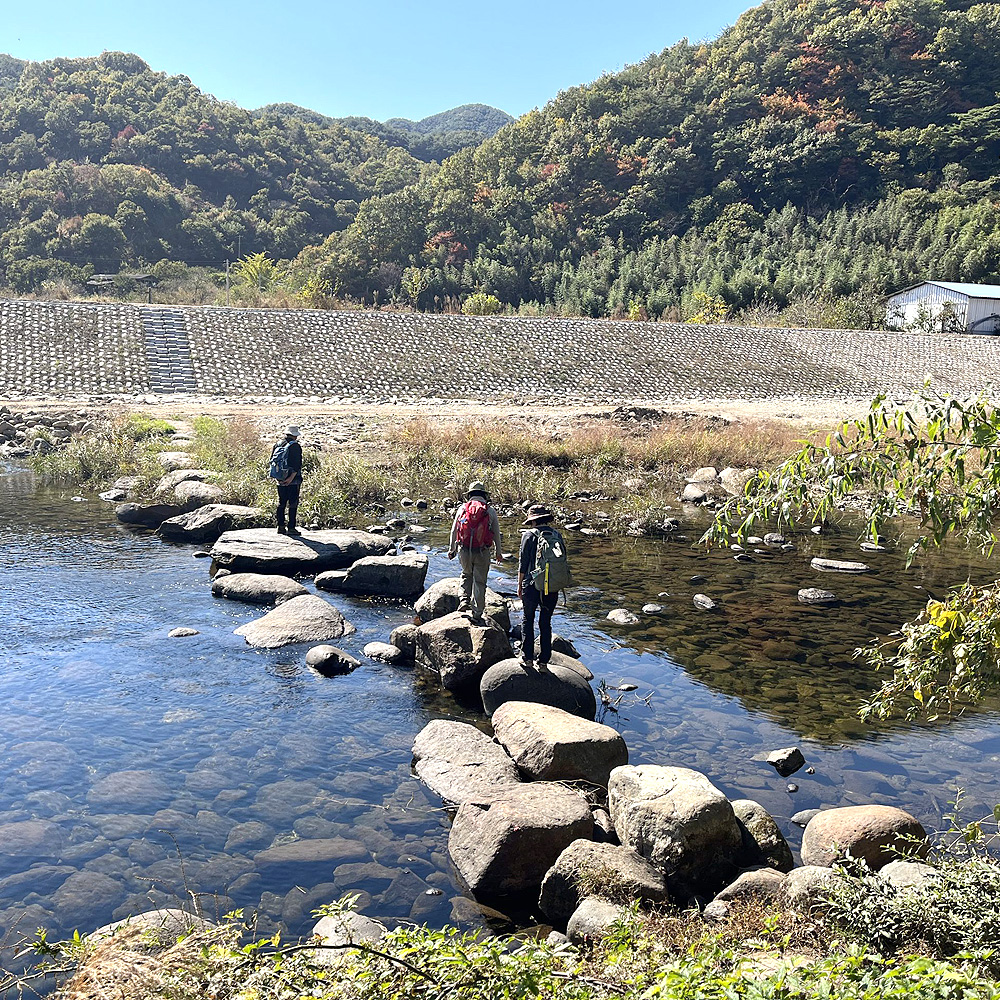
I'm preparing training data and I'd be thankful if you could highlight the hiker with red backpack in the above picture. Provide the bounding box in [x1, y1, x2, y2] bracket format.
[518, 504, 573, 670]
[448, 481, 503, 623]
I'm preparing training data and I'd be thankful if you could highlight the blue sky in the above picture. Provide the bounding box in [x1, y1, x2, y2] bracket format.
[4, 0, 752, 122]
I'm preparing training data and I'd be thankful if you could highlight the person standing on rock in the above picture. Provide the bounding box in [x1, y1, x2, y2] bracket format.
[269, 425, 303, 536]
[448, 481, 502, 623]
[518, 505, 572, 669]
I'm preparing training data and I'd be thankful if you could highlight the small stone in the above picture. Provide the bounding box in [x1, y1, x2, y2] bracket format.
[641, 603, 663, 614]
[798, 588, 838, 605]
[607, 609, 640, 625]
[791, 809, 821, 827]
[811, 557, 870, 574]
[786, 783, 799, 793]
[693, 594, 716, 611]
[766, 747, 805, 777]
[305, 645, 362, 676]
[193, 550, 211, 559]
[168, 627, 199, 637]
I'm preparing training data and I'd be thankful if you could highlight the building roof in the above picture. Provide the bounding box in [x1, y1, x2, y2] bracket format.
[892, 280, 1000, 299]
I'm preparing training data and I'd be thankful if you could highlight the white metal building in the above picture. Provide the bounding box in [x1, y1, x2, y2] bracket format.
[886, 281, 1000, 334]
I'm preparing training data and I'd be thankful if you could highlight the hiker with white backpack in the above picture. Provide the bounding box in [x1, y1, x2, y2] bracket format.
[268, 425, 303, 536]
[448, 480, 503, 623]
[518, 504, 572, 670]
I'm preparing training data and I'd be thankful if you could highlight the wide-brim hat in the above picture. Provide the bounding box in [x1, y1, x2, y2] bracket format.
[467, 480, 489, 498]
[523, 504, 554, 525]
[285, 425, 300, 437]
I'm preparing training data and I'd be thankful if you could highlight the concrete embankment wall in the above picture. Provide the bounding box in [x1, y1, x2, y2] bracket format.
[2, 298, 1000, 402]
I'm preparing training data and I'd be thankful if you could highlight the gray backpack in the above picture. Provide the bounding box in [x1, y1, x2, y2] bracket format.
[530, 528, 573, 595]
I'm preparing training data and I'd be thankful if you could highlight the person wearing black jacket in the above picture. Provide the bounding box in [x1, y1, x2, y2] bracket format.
[517, 504, 561, 669]
[272, 425, 303, 535]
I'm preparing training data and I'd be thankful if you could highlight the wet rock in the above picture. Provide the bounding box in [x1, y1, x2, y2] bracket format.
[211, 572, 308, 606]
[52, 871, 125, 928]
[791, 808, 822, 827]
[412, 719, 520, 806]
[115, 502, 184, 528]
[0, 819, 67, 859]
[763, 533, 787, 547]
[90, 906, 215, 945]
[693, 594, 717, 611]
[810, 557, 871, 574]
[414, 577, 510, 632]
[363, 641, 405, 664]
[306, 644, 362, 676]
[481, 659, 597, 719]
[732, 799, 794, 872]
[315, 553, 429, 599]
[538, 840, 668, 924]
[0, 865, 74, 901]
[389, 623, 419, 660]
[210, 528, 394, 576]
[448, 783, 593, 894]
[766, 747, 805, 777]
[784, 865, 837, 912]
[801, 805, 927, 869]
[167, 627, 199, 637]
[798, 588, 838, 605]
[492, 701, 627, 787]
[566, 897, 627, 944]
[715, 868, 787, 903]
[88, 771, 172, 811]
[860, 541, 888, 553]
[608, 765, 742, 894]
[158, 504, 265, 542]
[255, 837, 368, 871]
[607, 609, 640, 625]
[224, 821, 276, 853]
[234, 594, 355, 648]
[414, 612, 512, 690]
[642, 603, 663, 614]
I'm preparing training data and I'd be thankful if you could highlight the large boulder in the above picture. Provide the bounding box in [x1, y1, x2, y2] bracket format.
[411, 720, 521, 805]
[414, 612, 512, 690]
[153, 468, 219, 497]
[414, 577, 511, 632]
[608, 765, 742, 894]
[174, 480, 226, 510]
[115, 502, 183, 528]
[157, 504, 265, 542]
[481, 659, 596, 720]
[731, 799, 794, 873]
[315, 553, 429, 599]
[800, 805, 927, 870]
[234, 594, 356, 648]
[491, 701, 627, 787]
[210, 528, 394, 576]
[211, 572, 309, 606]
[448, 783, 593, 895]
[538, 840, 669, 924]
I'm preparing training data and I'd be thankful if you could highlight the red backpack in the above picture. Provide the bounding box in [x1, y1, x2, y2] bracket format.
[455, 499, 493, 548]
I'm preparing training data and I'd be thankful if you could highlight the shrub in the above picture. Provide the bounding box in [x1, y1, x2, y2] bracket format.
[461, 292, 503, 316]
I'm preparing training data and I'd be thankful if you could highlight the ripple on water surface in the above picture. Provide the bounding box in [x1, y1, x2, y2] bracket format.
[1, 464, 1000, 962]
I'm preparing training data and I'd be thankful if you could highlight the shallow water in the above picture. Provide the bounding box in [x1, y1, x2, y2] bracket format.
[2, 465, 1000, 964]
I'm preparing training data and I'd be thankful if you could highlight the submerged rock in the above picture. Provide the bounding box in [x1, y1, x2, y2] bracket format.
[210, 528, 394, 576]
[607, 609, 640, 625]
[798, 588, 838, 605]
[810, 557, 871, 574]
[235, 594, 355, 648]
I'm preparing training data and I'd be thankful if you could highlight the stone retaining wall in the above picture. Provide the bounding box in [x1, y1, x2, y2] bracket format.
[3, 298, 1000, 402]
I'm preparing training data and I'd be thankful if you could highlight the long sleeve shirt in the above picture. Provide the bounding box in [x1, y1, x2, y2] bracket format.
[449, 501, 502, 557]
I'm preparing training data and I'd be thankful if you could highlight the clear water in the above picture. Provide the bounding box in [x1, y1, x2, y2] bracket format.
[2, 463, 999, 961]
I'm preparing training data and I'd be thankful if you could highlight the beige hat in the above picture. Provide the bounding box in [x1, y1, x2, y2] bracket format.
[285, 425, 300, 437]
[467, 480, 488, 498]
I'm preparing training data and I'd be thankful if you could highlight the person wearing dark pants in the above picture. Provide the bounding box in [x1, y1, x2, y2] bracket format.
[272, 425, 303, 535]
[518, 505, 563, 669]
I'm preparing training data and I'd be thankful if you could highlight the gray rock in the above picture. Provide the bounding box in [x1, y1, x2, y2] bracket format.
[491, 701, 627, 787]
[210, 528, 394, 576]
[88, 770, 172, 811]
[234, 594, 355, 648]
[168, 627, 199, 637]
[414, 577, 510, 632]
[732, 799, 794, 873]
[390, 623, 419, 660]
[714, 868, 787, 903]
[801, 805, 927, 869]
[312, 909, 387, 947]
[90, 907, 215, 946]
[211, 572, 309, 606]
[642, 603, 663, 615]
[784, 865, 838, 912]
[798, 588, 838, 605]
[306, 645, 362, 676]
[52, 871, 125, 929]
[810, 557, 871, 574]
[607, 609, 640, 625]
[412, 719, 521, 806]
[763, 533, 787, 546]
[693, 594, 717, 611]
[414, 612, 512, 690]
[173, 480, 226, 510]
[158, 504, 265, 542]
[878, 860, 940, 890]
[720, 467, 757, 495]
[538, 840, 668, 924]
[687, 467, 718, 483]
[608, 765, 742, 894]
[681, 484, 708, 503]
[791, 809, 822, 827]
[566, 897, 627, 944]
[153, 468, 219, 497]
[156, 451, 196, 472]
[0, 819, 67, 858]
[224, 821, 275, 853]
[363, 641, 405, 664]
[254, 838, 368, 870]
[448, 783, 593, 894]
[481, 659, 597, 719]
[316, 553, 429, 599]
[766, 747, 806, 777]
[702, 899, 730, 921]
[115, 502, 184, 528]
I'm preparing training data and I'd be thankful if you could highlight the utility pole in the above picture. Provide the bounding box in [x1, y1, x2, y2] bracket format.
[226, 259, 231, 307]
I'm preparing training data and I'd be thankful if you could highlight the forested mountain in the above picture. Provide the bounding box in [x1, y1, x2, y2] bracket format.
[2, 0, 1000, 322]
[385, 104, 514, 136]
[303, 0, 1000, 321]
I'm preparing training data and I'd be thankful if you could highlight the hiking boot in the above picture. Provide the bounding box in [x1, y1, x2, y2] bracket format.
[518, 653, 534, 669]
[287, 527, 302, 537]
[276, 526, 287, 535]
[536, 660, 550, 671]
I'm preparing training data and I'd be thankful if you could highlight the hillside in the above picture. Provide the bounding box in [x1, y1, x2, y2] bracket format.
[302, 0, 1000, 323]
[385, 103, 513, 136]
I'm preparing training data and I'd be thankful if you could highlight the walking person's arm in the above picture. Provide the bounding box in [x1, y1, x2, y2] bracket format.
[447, 507, 462, 559]
[517, 530, 535, 598]
[488, 505, 502, 561]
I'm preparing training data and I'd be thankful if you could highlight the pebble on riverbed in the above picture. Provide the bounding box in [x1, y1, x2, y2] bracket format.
[167, 627, 199, 637]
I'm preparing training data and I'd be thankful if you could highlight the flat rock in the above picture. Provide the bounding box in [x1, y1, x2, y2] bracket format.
[492, 701, 627, 787]
[411, 719, 521, 805]
[0, 819, 67, 858]
[810, 557, 870, 574]
[608, 764, 742, 895]
[115, 502, 184, 528]
[538, 840, 668, 924]
[414, 612, 512, 690]
[255, 837, 368, 869]
[210, 528, 394, 576]
[448, 782, 593, 894]
[306, 645, 362, 676]
[481, 658, 597, 719]
[168, 627, 199, 637]
[414, 577, 510, 631]
[158, 504, 265, 542]
[316, 553, 429, 599]
[801, 805, 927, 869]
[798, 588, 838, 605]
[88, 770, 172, 811]
[234, 594, 355, 648]
[732, 799, 794, 872]
[211, 572, 308, 605]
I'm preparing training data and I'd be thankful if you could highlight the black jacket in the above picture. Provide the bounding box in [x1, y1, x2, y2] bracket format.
[272, 438, 303, 486]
